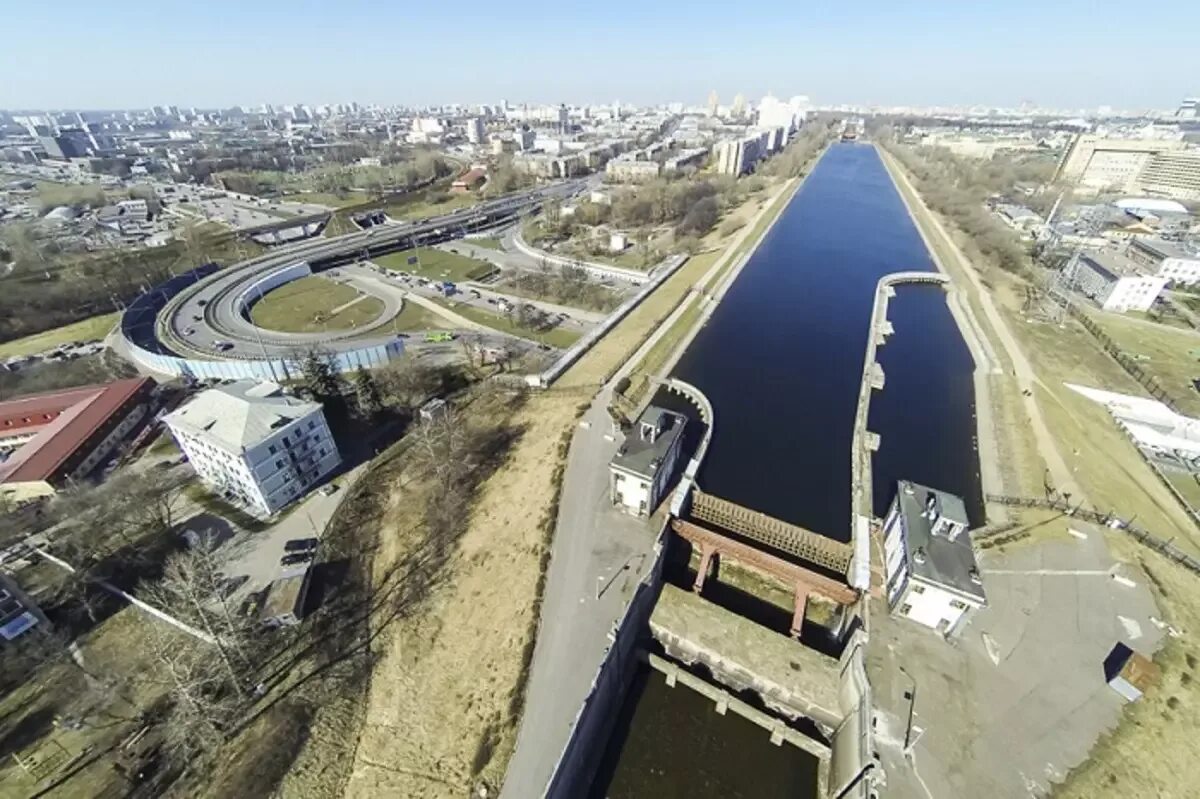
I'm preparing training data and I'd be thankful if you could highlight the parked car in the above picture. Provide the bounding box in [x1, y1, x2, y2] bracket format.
[284, 538, 319, 553]
[280, 552, 314, 567]
[319, 483, 338, 496]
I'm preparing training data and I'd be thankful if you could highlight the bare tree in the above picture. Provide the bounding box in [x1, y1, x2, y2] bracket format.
[412, 408, 470, 498]
[458, 333, 487, 378]
[142, 533, 259, 702]
[144, 618, 241, 758]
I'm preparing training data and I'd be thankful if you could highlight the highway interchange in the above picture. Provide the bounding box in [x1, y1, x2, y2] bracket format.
[152, 180, 587, 364]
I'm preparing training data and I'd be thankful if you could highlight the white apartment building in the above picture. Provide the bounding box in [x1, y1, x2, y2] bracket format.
[1072, 251, 1169, 312]
[883, 481, 986, 637]
[714, 129, 778, 176]
[756, 94, 808, 133]
[605, 157, 661, 182]
[164, 380, 340, 518]
[1126, 238, 1200, 285]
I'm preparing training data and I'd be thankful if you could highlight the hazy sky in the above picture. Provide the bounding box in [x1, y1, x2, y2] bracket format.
[2, 0, 1196, 111]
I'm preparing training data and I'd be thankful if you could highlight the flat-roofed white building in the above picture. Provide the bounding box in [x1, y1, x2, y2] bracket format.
[164, 380, 340, 518]
[883, 481, 985, 637]
[1071, 251, 1168, 312]
[1126, 238, 1200, 286]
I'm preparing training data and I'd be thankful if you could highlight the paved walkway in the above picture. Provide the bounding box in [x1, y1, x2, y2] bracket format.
[500, 176, 804, 798]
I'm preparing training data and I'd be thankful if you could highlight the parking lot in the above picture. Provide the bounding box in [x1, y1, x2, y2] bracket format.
[2, 338, 106, 372]
[869, 521, 1165, 798]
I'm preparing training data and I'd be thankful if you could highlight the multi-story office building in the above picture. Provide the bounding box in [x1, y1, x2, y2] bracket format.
[1054, 134, 1199, 200]
[1135, 150, 1200, 202]
[163, 380, 340, 518]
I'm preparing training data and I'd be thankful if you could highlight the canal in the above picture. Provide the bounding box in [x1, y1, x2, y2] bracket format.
[671, 141, 982, 539]
[590, 143, 982, 797]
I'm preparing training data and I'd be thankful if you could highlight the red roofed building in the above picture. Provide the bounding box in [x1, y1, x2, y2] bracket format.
[0, 377, 156, 501]
[451, 167, 487, 193]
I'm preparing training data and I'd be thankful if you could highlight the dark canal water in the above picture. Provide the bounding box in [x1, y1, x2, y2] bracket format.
[591, 143, 982, 798]
[671, 141, 982, 538]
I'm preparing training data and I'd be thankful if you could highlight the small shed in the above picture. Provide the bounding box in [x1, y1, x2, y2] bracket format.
[419, 398, 448, 423]
[1104, 642, 1160, 702]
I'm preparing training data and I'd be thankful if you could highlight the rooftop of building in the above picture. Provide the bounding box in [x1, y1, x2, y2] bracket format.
[1115, 197, 1190, 215]
[163, 380, 321, 452]
[893, 480, 986, 604]
[1080, 249, 1156, 279]
[611, 405, 687, 480]
[1130, 237, 1200, 261]
[0, 377, 154, 485]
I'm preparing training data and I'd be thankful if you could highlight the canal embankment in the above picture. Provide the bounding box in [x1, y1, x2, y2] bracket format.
[876, 143, 1035, 510]
[619, 142, 832, 413]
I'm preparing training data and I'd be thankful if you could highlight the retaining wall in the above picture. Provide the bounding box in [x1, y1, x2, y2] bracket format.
[525, 254, 689, 388]
[234, 261, 312, 315]
[125, 337, 404, 381]
[542, 535, 667, 798]
[512, 230, 653, 285]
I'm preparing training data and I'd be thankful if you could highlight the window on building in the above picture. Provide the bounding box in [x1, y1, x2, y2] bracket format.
[900, 603, 912, 616]
[308, 420, 317, 430]
[911, 583, 925, 594]
[275, 459, 284, 469]
[269, 444, 277, 454]
[949, 599, 968, 610]
[282, 435, 290, 445]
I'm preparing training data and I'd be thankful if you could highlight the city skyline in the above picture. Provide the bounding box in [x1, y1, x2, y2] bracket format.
[3, 0, 1197, 111]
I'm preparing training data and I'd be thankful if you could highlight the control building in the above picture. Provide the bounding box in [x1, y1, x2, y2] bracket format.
[609, 406, 687, 517]
[883, 481, 986, 636]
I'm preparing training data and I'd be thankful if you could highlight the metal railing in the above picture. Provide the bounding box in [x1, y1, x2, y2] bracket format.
[985, 493, 1200, 576]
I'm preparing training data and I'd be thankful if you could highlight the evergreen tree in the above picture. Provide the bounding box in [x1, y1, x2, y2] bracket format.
[301, 350, 342, 400]
[353, 368, 384, 418]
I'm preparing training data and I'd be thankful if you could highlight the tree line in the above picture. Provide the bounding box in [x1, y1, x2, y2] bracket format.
[881, 139, 1034, 274]
[504, 263, 622, 313]
[0, 223, 252, 344]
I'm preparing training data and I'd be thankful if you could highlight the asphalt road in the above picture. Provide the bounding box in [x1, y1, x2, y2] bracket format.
[157, 180, 586, 362]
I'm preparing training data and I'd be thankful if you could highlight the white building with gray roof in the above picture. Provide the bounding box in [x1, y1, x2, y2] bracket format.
[1071, 250, 1168, 312]
[164, 380, 340, 518]
[882, 480, 986, 636]
[609, 405, 687, 517]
